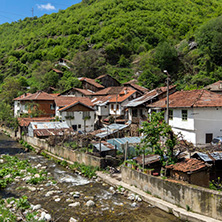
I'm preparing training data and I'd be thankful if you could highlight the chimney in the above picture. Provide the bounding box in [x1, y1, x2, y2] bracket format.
[124, 88, 128, 95]
[220, 82, 222, 89]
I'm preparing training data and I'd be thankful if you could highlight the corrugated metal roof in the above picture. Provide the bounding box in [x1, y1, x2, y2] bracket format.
[210, 152, 222, 161]
[95, 122, 131, 138]
[29, 121, 70, 130]
[92, 142, 115, 152]
[107, 137, 142, 145]
[193, 152, 213, 162]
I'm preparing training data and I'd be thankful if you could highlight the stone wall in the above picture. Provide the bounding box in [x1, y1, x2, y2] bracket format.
[0, 126, 106, 168]
[121, 166, 222, 220]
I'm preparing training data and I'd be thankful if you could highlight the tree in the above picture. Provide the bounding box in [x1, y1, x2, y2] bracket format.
[0, 77, 22, 105]
[154, 41, 179, 78]
[139, 112, 177, 169]
[72, 49, 106, 78]
[196, 16, 222, 66]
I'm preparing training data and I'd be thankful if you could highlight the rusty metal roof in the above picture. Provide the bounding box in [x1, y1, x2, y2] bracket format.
[34, 128, 74, 137]
[125, 85, 176, 108]
[18, 117, 55, 127]
[92, 141, 115, 152]
[135, 154, 161, 166]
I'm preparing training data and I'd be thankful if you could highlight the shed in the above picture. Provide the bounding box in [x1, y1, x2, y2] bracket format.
[166, 158, 210, 187]
[92, 141, 116, 157]
[28, 121, 74, 138]
[107, 137, 142, 157]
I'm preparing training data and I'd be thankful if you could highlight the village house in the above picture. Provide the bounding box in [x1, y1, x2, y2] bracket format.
[148, 89, 222, 146]
[14, 91, 58, 118]
[124, 85, 176, 123]
[108, 87, 139, 117]
[55, 96, 95, 132]
[79, 77, 104, 92]
[166, 158, 210, 187]
[95, 74, 121, 88]
[91, 86, 141, 119]
[192, 152, 222, 181]
[205, 80, 222, 94]
[123, 79, 149, 95]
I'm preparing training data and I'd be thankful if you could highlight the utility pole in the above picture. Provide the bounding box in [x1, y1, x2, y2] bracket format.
[31, 8, 34, 18]
[164, 70, 170, 124]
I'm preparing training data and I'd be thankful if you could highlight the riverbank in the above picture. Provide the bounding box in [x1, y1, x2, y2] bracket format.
[1, 126, 220, 222]
[0, 132, 180, 222]
[96, 171, 220, 222]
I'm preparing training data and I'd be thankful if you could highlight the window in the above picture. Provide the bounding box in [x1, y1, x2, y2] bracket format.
[182, 110, 188, 121]
[72, 125, 77, 131]
[50, 104, 55, 110]
[116, 104, 119, 110]
[111, 104, 114, 110]
[83, 111, 90, 119]
[78, 124, 81, 129]
[140, 109, 143, 117]
[132, 109, 138, 117]
[206, 133, 213, 143]
[169, 110, 173, 120]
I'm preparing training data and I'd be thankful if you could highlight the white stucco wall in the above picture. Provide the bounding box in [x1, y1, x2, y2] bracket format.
[167, 107, 222, 145]
[14, 101, 28, 117]
[193, 107, 222, 145]
[59, 110, 95, 132]
[168, 108, 195, 131]
[96, 105, 109, 117]
[109, 103, 122, 116]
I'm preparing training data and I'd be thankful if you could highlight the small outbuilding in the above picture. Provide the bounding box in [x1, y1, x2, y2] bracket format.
[166, 158, 210, 187]
[28, 122, 74, 138]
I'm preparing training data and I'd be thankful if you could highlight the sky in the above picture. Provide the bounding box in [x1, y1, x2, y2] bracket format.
[0, 0, 82, 25]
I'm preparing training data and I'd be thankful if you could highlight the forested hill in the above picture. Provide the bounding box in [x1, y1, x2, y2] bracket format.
[1, 0, 222, 101]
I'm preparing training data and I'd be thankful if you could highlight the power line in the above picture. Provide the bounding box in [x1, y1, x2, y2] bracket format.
[0, 10, 28, 18]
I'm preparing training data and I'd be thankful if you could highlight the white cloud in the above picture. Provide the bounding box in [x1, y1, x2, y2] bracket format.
[37, 3, 56, 11]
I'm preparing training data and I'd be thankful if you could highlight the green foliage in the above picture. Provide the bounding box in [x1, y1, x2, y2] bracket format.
[0, 154, 48, 189]
[139, 112, 177, 166]
[70, 162, 99, 178]
[196, 16, 222, 65]
[0, 0, 221, 99]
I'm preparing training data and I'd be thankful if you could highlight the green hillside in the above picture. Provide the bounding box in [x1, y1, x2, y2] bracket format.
[0, 0, 222, 101]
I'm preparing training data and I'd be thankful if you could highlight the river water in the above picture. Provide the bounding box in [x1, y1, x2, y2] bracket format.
[0, 133, 181, 222]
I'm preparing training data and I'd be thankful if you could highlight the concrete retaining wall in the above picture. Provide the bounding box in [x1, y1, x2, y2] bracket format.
[121, 166, 222, 220]
[0, 126, 105, 168]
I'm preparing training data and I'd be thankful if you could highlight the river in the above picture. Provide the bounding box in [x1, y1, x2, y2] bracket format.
[0, 133, 181, 222]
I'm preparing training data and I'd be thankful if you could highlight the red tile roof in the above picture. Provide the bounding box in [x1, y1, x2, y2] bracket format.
[18, 117, 55, 127]
[18, 91, 56, 101]
[55, 96, 94, 108]
[148, 89, 222, 108]
[109, 88, 137, 103]
[52, 68, 63, 74]
[79, 77, 104, 89]
[58, 88, 94, 96]
[14, 93, 32, 101]
[123, 79, 148, 93]
[93, 86, 126, 96]
[166, 158, 207, 173]
[58, 100, 95, 112]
